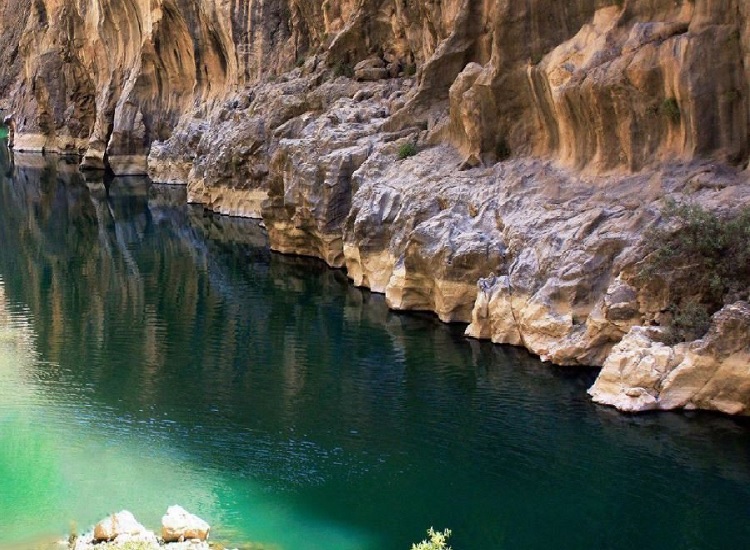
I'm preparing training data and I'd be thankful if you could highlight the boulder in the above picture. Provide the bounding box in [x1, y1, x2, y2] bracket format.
[354, 58, 388, 81]
[589, 302, 750, 415]
[161, 505, 210, 542]
[93, 511, 149, 542]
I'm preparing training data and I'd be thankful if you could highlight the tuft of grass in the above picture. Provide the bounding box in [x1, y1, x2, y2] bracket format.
[397, 142, 418, 159]
[638, 200, 750, 342]
[661, 97, 680, 124]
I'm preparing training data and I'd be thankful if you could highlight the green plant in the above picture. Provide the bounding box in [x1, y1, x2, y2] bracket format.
[724, 89, 741, 103]
[661, 97, 680, 124]
[332, 61, 354, 78]
[404, 63, 417, 77]
[638, 201, 750, 342]
[398, 142, 418, 159]
[668, 298, 712, 344]
[295, 56, 305, 68]
[411, 527, 452, 550]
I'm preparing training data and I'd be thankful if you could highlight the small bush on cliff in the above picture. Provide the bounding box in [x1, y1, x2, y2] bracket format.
[332, 61, 354, 78]
[639, 200, 750, 342]
[661, 97, 681, 123]
[398, 142, 418, 159]
[411, 527, 452, 550]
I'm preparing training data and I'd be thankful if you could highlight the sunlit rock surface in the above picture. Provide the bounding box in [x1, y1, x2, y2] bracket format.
[589, 302, 750, 415]
[161, 506, 210, 543]
[93, 511, 151, 542]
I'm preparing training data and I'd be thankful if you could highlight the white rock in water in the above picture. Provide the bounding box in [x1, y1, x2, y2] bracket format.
[93, 510, 149, 542]
[161, 505, 210, 542]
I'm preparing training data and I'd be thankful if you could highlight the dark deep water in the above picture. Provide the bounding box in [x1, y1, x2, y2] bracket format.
[1, 148, 749, 549]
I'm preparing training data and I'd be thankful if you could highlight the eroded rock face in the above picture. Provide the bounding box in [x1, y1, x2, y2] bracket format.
[6, 2, 750, 173]
[589, 302, 750, 415]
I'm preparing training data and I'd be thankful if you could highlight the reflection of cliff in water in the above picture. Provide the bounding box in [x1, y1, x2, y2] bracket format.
[1, 153, 749, 528]
[0, 140, 13, 178]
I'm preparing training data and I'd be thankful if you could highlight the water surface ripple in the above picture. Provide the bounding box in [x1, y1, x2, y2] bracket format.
[1, 149, 749, 549]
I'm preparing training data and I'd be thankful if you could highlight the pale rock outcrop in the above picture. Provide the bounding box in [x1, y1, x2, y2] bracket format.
[161, 505, 210, 543]
[345, 145, 507, 322]
[260, 78, 413, 265]
[590, 302, 750, 415]
[93, 511, 151, 542]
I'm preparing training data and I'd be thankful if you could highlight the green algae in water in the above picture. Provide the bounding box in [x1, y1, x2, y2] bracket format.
[0, 126, 7, 140]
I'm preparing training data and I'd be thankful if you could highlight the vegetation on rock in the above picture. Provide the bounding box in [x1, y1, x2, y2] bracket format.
[640, 200, 750, 342]
[398, 142, 418, 160]
[411, 527, 452, 550]
[332, 61, 354, 78]
[661, 97, 681, 124]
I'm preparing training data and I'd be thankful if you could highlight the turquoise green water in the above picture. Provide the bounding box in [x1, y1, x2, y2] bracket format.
[1, 149, 750, 549]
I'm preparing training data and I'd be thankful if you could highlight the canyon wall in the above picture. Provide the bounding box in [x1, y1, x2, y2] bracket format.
[2, 0, 750, 414]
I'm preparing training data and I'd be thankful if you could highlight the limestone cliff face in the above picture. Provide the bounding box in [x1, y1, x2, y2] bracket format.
[3, 0, 750, 414]
[8, 1, 749, 173]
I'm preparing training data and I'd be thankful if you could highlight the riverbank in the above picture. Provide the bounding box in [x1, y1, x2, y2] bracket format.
[140, 54, 750, 415]
[4, 2, 750, 414]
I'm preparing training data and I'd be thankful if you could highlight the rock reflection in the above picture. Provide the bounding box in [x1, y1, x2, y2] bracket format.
[1, 149, 750, 549]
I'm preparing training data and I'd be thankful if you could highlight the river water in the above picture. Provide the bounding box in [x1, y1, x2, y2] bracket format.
[0, 147, 749, 549]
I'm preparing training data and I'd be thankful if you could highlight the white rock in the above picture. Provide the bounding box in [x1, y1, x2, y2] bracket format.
[161, 505, 210, 542]
[93, 510, 149, 542]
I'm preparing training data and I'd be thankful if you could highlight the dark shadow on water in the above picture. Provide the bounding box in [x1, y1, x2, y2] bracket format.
[1, 154, 750, 549]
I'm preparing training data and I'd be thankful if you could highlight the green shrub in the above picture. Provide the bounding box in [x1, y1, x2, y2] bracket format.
[661, 97, 680, 123]
[398, 142, 418, 159]
[332, 61, 354, 78]
[404, 63, 417, 77]
[411, 527, 452, 550]
[639, 201, 750, 342]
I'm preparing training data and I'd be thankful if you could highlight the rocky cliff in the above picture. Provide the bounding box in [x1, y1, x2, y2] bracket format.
[2, 0, 750, 414]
